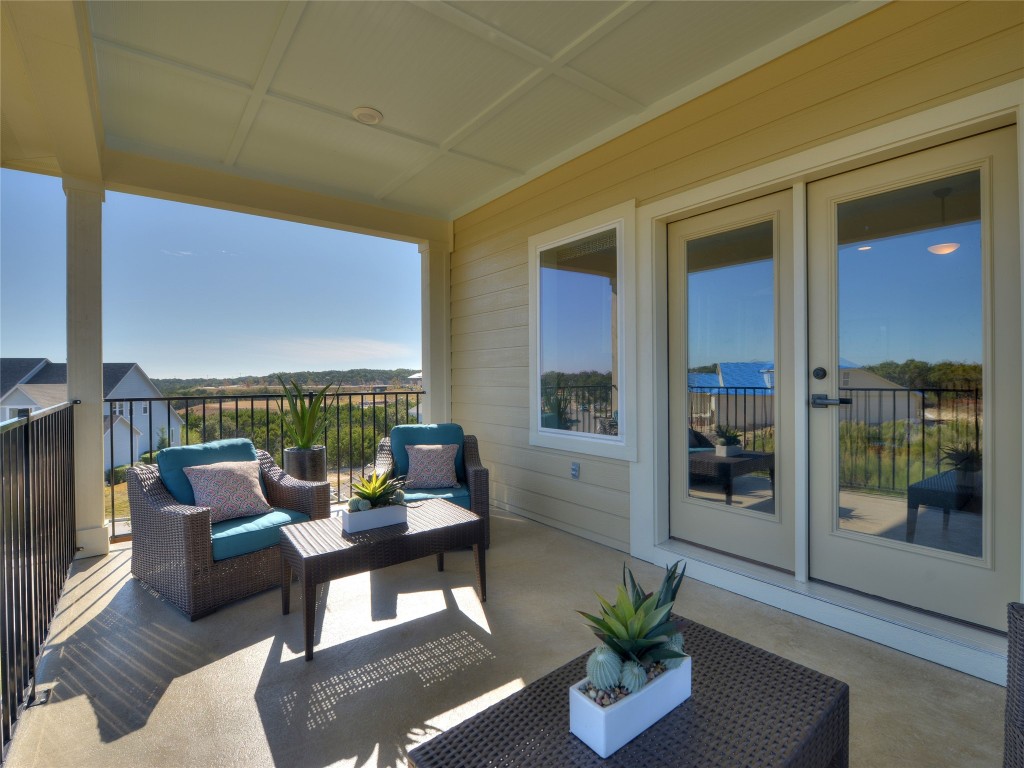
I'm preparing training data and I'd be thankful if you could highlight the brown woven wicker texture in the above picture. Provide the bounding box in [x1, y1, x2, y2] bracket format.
[375, 433, 490, 548]
[127, 449, 331, 620]
[280, 498, 486, 660]
[409, 616, 849, 768]
[1006, 603, 1024, 767]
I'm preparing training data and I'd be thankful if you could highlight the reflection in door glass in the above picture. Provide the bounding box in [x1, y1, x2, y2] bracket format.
[835, 171, 983, 557]
[686, 220, 775, 514]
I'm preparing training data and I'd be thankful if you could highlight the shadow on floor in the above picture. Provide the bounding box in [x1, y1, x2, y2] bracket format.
[257, 590, 500, 768]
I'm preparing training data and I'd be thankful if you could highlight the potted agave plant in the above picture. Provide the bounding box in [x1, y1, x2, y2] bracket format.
[714, 425, 742, 457]
[942, 440, 982, 492]
[342, 472, 407, 533]
[278, 376, 334, 482]
[569, 561, 690, 758]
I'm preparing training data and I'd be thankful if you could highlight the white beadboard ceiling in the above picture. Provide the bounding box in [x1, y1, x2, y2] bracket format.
[86, 0, 868, 220]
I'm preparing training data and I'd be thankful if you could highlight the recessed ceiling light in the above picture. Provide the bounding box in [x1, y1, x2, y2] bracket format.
[857, 246, 872, 251]
[352, 106, 383, 125]
[927, 242, 960, 255]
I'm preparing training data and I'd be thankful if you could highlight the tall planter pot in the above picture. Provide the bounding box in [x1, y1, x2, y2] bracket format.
[283, 446, 327, 482]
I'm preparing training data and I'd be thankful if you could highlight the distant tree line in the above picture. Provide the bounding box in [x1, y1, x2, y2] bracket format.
[540, 370, 612, 390]
[861, 360, 982, 391]
[154, 368, 420, 396]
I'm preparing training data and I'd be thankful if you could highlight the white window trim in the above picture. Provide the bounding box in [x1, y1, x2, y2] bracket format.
[528, 200, 637, 461]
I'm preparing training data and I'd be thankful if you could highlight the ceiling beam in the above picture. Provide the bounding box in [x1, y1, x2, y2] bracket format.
[224, 1, 307, 166]
[103, 147, 450, 245]
[3, 0, 103, 183]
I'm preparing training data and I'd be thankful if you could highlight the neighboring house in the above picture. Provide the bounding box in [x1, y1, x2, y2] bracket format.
[0, 358, 184, 470]
[688, 360, 920, 432]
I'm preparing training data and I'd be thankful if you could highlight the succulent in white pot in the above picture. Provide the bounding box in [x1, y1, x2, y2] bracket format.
[570, 561, 692, 757]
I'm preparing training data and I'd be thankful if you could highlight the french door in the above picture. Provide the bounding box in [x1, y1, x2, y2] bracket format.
[668, 191, 796, 572]
[807, 127, 1020, 629]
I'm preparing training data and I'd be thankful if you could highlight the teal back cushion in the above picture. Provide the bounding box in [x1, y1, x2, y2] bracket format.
[390, 424, 465, 482]
[157, 438, 260, 505]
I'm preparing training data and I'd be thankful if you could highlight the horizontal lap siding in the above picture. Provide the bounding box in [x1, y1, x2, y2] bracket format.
[449, 2, 1023, 551]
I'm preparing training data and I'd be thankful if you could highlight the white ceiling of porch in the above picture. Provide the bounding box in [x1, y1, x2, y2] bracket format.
[78, 2, 865, 220]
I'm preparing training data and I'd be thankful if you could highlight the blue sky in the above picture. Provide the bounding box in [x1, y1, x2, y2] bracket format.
[540, 268, 613, 373]
[1, 169, 421, 378]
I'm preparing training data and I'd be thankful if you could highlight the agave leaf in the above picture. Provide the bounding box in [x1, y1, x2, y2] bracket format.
[626, 607, 645, 639]
[613, 585, 635, 621]
[577, 611, 616, 637]
[623, 564, 645, 608]
[645, 646, 685, 660]
[638, 603, 673, 636]
[602, 612, 629, 640]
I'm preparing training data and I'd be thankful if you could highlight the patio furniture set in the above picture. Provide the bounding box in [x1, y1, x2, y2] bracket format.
[126, 423, 849, 765]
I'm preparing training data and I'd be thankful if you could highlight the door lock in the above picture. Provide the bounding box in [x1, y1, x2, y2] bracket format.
[810, 393, 853, 408]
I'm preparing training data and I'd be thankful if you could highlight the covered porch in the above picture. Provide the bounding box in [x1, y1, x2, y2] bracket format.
[4, 514, 1004, 768]
[2, 1, 1023, 765]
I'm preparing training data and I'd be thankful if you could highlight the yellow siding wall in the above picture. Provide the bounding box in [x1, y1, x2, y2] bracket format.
[450, 2, 1023, 551]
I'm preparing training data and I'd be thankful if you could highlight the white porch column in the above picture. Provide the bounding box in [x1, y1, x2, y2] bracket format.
[420, 239, 451, 424]
[65, 179, 109, 558]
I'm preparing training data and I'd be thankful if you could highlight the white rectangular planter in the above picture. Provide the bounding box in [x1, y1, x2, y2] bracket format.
[342, 504, 407, 533]
[715, 444, 742, 457]
[569, 655, 692, 758]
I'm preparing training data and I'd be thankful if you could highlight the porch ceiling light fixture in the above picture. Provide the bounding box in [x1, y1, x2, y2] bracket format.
[927, 187, 960, 255]
[352, 106, 384, 125]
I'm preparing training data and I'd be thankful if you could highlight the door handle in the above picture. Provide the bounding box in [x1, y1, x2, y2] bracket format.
[810, 393, 853, 408]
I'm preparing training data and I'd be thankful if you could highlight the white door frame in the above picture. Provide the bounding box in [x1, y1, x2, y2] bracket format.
[630, 81, 1024, 684]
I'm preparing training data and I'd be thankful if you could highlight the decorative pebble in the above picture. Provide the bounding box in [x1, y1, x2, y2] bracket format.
[580, 662, 670, 708]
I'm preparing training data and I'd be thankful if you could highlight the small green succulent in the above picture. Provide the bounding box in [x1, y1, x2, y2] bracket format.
[348, 472, 405, 509]
[714, 424, 742, 446]
[579, 560, 687, 694]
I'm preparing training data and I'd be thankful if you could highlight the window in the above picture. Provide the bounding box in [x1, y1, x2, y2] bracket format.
[111, 402, 124, 417]
[141, 403, 149, 416]
[528, 201, 635, 460]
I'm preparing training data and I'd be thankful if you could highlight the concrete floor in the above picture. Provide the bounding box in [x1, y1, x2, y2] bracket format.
[6, 510, 1005, 768]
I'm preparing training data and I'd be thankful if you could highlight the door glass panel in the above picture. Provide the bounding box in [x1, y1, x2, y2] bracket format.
[686, 220, 775, 514]
[835, 170, 982, 557]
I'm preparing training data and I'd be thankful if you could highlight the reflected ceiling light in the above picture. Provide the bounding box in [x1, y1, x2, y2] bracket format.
[857, 246, 872, 251]
[928, 187, 959, 255]
[352, 106, 383, 125]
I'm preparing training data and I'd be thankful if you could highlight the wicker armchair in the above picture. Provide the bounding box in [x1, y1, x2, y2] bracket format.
[1007, 602, 1024, 767]
[128, 449, 330, 620]
[374, 426, 490, 548]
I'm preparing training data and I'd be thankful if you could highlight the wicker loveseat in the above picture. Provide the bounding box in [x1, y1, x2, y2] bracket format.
[375, 423, 490, 548]
[127, 438, 330, 620]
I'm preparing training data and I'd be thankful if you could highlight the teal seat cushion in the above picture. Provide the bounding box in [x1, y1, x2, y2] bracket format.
[390, 424, 466, 482]
[210, 507, 309, 561]
[689, 447, 714, 454]
[158, 438, 261, 504]
[404, 485, 471, 510]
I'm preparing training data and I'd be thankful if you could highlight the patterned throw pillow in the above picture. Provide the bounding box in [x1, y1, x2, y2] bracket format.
[405, 444, 459, 489]
[182, 460, 272, 523]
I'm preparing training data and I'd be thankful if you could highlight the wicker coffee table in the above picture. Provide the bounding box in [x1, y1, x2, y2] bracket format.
[689, 451, 775, 504]
[408, 616, 849, 768]
[279, 498, 486, 660]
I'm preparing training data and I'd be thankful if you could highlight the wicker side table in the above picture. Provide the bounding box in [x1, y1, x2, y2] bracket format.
[408, 617, 848, 768]
[279, 498, 486, 660]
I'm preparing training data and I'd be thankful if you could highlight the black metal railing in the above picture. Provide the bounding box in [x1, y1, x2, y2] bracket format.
[540, 385, 618, 435]
[838, 385, 981, 494]
[102, 390, 424, 540]
[1, 403, 77, 763]
[688, 386, 775, 453]
[685, 384, 982, 495]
